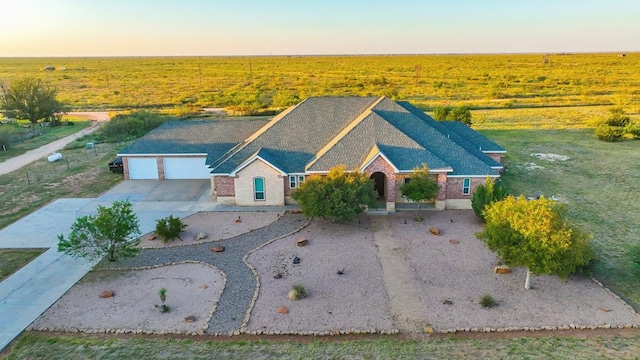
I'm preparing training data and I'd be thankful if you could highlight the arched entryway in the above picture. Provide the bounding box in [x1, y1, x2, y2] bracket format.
[370, 172, 386, 199]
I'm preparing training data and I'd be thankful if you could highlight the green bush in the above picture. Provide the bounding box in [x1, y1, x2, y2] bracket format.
[433, 105, 472, 126]
[605, 108, 630, 127]
[155, 215, 188, 243]
[472, 177, 508, 221]
[626, 122, 640, 139]
[594, 124, 624, 142]
[291, 284, 308, 300]
[479, 294, 499, 308]
[0, 129, 11, 150]
[102, 110, 166, 141]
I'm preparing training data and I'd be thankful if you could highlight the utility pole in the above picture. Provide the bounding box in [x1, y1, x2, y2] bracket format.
[414, 65, 422, 87]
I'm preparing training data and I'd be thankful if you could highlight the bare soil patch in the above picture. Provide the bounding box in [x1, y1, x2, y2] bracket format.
[246, 217, 395, 333]
[389, 210, 640, 331]
[140, 211, 283, 248]
[29, 263, 224, 333]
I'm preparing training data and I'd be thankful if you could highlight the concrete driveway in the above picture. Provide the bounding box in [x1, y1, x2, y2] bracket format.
[0, 180, 215, 351]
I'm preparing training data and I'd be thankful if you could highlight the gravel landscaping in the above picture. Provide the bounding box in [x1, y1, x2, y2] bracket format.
[389, 210, 640, 332]
[140, 211, 283, 248]
[246, 217, 395, 334]
[29, 263, 223, 334]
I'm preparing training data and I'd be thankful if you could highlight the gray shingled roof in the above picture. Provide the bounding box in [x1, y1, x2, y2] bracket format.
[120, 97, 505, 177]
[211, 97, 380, 174]
[118, 119, 268, 165]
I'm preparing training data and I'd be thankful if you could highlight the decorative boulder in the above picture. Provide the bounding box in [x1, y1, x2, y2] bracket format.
[277, 306, 289, 314]
[193, 232, 208, 241]
[449, 239, 459, 244]
[429, 227, 440, 235]
[210, 246, 225, 253]
[99, 290, 114, 298]
[184, 315, 197, 323]
[297, 238, 309, 247]
[493, 265, 511, 274]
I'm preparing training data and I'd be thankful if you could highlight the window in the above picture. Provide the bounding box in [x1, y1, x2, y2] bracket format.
[289, 175, 306, 189]
[254, 177, 265, 200]
[404, 178, 411, 184]
[462, 178, 471, 195]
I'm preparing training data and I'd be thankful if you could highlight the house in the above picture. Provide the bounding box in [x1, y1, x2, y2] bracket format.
[118, 96, 505, 210]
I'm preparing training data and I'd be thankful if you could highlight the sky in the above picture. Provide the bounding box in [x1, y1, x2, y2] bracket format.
[0, 0, 638, 57]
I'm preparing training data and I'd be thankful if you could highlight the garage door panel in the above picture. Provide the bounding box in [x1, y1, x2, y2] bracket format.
[164, 157, 210, 179]
[128, 158, 159, 179]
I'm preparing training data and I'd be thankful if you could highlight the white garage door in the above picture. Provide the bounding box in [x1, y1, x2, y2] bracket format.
[163, 157, 211, 179]
[128, 158, 159, 179]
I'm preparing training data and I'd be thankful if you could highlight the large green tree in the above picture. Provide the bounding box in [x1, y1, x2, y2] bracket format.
[1, 78, 64, 130]
[471, 176, 508, 221]
[400, 164, 439, 214]
[58, 200, 141, 262]
[292, 165, 377, 223]
[477, 196, 593, 289]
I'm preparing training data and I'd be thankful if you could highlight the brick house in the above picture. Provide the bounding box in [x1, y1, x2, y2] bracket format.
[119, 96, 505, 210]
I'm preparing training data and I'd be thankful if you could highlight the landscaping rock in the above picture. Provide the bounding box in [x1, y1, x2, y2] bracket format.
[210, 246, 225, 253]
[449, 239, 459, 244]
[297, 238, 309, 247]
[443, 299, 453, 305]
[184, 315, 196, 323]
[99, 290, 114, 298]
[193, 232, 208, 241]
[148, 234, 157, 241]
[429, 227, 440, 235]
[277, 306, 289, 314]
[493, 265, 511, 274]
[424, 326, 435, 334]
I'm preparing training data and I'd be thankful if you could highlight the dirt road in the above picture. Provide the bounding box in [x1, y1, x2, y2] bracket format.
[0, 112, 110, 176]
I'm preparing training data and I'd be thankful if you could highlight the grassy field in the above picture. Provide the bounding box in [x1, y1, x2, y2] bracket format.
[0, 121, 90, 162]
[3, 333, 640, 359]
[1, 53, 639, 111]
[0, 249, 45, 282]
[484, 128, 640, 306]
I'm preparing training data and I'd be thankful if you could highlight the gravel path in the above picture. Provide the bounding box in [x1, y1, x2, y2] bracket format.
[100, 212, 307, 334]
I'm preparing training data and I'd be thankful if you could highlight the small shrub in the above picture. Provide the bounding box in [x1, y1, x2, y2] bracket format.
[479, 294, 498, 308]
[626, 122, 640, 139]
[594, 124, 624, 142]
[289, 284, 308, 300]
[155, 215, 188, 243]
[414, 216, 424, 222]
[157, 287, 170, 313]
[605, 108, 630, 127]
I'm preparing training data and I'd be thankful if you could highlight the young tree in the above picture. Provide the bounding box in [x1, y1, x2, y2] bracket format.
[471, 176, 508, 221]
[1, 78, 64, 130]
[400, 164, 439, 215]
[292, 165, 377, 223]
[477, 196, 593, 289]
[58, 200, 141, 262]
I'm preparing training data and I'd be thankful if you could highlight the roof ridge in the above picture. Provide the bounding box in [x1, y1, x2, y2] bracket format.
[304, 96, 386, 170]
[209, 99, 308, 171]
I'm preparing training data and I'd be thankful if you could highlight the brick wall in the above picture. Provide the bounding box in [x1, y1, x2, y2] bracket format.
[446, 177, 485, 199]
[213, 176, 235, 196]
[363, 156, 396, 202]
[156, 157, 165, 180]
[486, 153, 504, 165]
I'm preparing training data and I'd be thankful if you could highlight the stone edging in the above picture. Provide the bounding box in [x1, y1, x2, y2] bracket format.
[140, 211, 287, 249]
[590, 277, 640, 319]
[33, 261, 227, 335]
[239, 217, 312, 333]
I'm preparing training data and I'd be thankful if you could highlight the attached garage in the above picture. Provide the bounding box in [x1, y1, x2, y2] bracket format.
[163, 157, 211, 179]
[128, 158, 159, 179]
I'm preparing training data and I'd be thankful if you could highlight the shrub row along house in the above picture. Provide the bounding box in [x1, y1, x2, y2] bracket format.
[118, 96, 505, 210]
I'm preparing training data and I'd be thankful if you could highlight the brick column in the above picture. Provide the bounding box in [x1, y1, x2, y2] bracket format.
[436, 173, 447, 210]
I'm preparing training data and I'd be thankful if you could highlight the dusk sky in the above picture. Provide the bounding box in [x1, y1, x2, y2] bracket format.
[1, 0, 638, 57]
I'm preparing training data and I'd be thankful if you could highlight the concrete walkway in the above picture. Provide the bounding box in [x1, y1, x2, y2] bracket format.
[0, 180, 219, 351]
[0, 112, 109, 176]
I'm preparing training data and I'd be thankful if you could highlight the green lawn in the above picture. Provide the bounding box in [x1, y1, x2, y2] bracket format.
[3, 334, 640, 359]
[0, 249, 45, 282]
[0, 121, 91, 162]
[481, 128, 640, 307]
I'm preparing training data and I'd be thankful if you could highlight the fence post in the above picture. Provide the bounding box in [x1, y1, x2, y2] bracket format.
[26, 172, 30, 186]
[66, 157, 70, 170]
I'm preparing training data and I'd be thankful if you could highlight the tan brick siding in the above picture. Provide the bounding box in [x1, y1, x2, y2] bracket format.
[234, 159, 285, 206]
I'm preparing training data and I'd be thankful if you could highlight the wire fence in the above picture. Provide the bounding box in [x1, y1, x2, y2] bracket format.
[20, 142, 123, 186]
